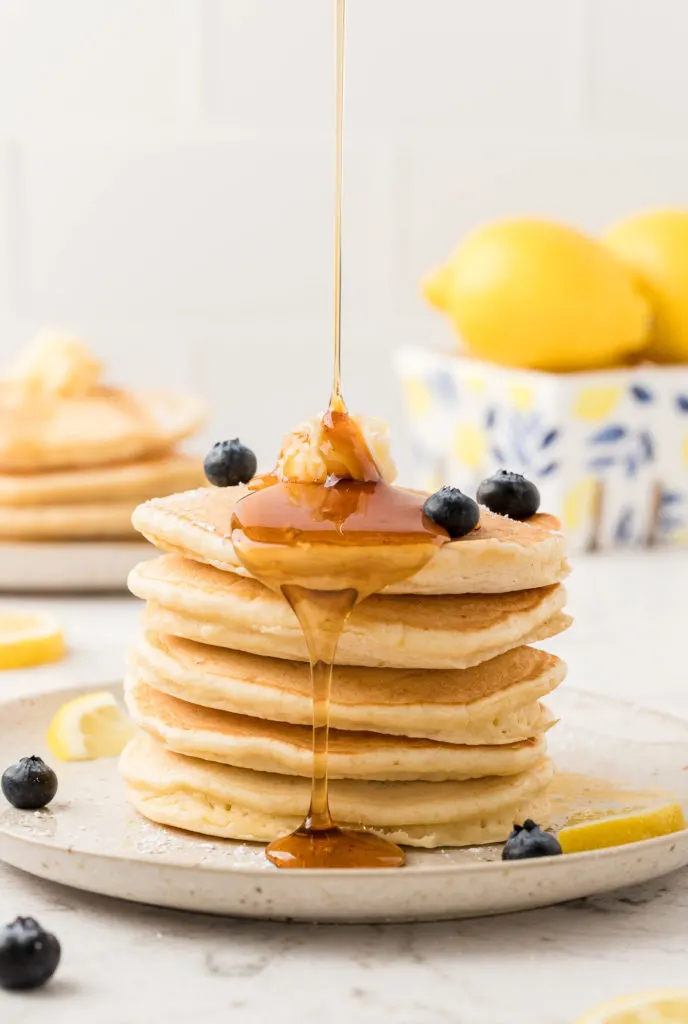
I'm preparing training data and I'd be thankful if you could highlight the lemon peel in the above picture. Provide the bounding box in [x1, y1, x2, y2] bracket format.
[0, 611, 64, 670]
[47, 691, 136, 762]
[559, 803, 685, 854]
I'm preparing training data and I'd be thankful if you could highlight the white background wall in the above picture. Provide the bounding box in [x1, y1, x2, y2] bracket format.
[1, 0, 688, 473]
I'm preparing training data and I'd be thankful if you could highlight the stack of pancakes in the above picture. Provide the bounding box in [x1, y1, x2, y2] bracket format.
[0, 337, 205, 541]
[122, 486, 571, 848]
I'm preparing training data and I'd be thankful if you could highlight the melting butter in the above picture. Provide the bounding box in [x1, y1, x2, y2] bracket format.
[276, 414, 397, 485]
[6, 331, 102, 398]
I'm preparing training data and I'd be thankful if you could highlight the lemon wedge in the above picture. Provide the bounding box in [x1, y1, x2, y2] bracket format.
[47, 691, 136, 762]
[559, 803, 686, 854]
[0, 611, 65, 670]
[577, 989, 688, 1023]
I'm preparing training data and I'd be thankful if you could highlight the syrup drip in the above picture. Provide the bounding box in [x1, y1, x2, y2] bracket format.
[231, 416, 446, 869]
[230, 0, 448, 869]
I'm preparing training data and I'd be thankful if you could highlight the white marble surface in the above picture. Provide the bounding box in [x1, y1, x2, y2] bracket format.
[0, 552, 687, 1023]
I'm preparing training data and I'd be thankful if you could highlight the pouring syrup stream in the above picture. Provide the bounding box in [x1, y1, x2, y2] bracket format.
[230, 0, 447, 868]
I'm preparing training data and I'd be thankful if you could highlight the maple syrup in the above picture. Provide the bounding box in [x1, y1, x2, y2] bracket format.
[230, 0, 448, 869]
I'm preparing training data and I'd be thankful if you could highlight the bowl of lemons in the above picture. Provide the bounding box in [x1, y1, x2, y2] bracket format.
[398, 211, 688, 551]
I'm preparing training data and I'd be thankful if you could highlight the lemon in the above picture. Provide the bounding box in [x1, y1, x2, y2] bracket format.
[576, 990, 688, 1024]
[46, 691, 136, 761]
[422, 219, 649, 372]
[604, 209, 688, 363]
[0, 611, 65, 670]
[559, 802, 685, 854]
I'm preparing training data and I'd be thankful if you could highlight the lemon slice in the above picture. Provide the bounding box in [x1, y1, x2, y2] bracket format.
[0, 610, 65, 670]
[559, 803, 686, 854]
[577, 989, 688, 1023]
[47, 691, 136, 761]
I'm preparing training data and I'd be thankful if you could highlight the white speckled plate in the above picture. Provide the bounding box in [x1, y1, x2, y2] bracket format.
[0, 541, 155, 592]
[0, 684, 687, 922]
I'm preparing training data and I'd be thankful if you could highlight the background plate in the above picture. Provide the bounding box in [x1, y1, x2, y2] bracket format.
[0, 684, 686, 923]
[0, 541, 155, 592]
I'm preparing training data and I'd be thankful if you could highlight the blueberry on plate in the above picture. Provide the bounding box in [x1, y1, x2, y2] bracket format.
[502, 819, 563, 861]
[0, 917, 61, 991]
[2, 756, 57, 810]
[204, 439, 258, 488]
[477, 469, 540, 520]
[422, 486, 480, 539]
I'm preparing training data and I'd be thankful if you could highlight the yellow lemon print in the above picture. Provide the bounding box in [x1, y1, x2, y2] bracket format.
[403, 378, 432, 419]
[507, 385, 534, 411]
[574, 386, 622, 421]
[682, 431, 688, 466]
[563, 477, 598, 531]
[464, 374, 486, 395]
[453, 423, 487, 469]
[423, 469, 444, 494]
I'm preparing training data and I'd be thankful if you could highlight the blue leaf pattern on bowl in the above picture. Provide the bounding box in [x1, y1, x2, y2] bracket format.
[658, 490, 688, 538]
[615, 507, 635, 542]
[661, 491, 683, 505]
[625, 454, 639, 479]
[676, 394, 688, 414]
[585, 422, 654, 480]
[631, 384, 653, 403]
[430, 371, 458, 405]
[488, 409, 560, 478]
[591, 425, 627, 444]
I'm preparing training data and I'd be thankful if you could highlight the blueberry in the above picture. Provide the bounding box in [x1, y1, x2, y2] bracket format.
[422, 486, 480, 539]
[2, 756, 57, 810]
[502, 819, 562, 861]
[0, 917, 61, 991]
[477, 469, 540, 520]
[204, 439, 257, 488]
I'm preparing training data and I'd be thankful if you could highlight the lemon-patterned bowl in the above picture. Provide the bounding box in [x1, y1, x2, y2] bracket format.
[397, 347, 688, 552]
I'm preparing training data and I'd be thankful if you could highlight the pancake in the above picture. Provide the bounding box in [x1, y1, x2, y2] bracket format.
[0, 385, 205, 471]
[129, 555, 571, 669]
[0, 453, 204, 507]
[0, 500, 141, 539]
[132, 486, 569, 595]
[125, 675, 550, 781]
[121, 734, 554, 847]
[130, 631, 563, 743]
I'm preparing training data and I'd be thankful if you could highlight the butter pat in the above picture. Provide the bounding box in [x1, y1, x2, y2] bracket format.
[276, 415, 397, 484]
[7, 331, 103, 398]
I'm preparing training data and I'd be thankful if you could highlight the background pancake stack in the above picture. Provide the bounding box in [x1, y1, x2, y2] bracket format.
[122, 485, 572, 849]
[0, 336, 206, 542]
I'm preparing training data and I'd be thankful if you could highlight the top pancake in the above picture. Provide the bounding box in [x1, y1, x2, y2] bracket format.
[0, 385, 205, 472]
[133, 486, 569, 595]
